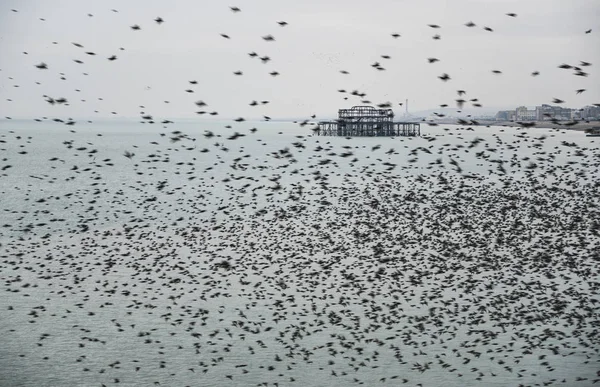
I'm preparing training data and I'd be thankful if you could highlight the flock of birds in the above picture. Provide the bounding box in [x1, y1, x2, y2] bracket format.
[1, 4, 600, 387]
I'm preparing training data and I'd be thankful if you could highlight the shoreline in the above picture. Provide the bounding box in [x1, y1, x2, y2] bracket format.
[451, 119, 600, 131]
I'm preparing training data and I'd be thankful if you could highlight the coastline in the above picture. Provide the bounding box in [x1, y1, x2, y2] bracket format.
[452, 119, 600, 131]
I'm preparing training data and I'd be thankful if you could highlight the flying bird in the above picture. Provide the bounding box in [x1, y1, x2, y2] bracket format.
[428, 24, 441, 28]
[35, 62, 48, 69]
[427, 58, 439, 63]
[391, 33, 401, 38]
[483, 26, 493, 32]
[262, 35, 275, 41]
[585, 29, 591, 34]
[465, 21, 476, 27]
[230, 6, 241, 12]
[552, 98, 565, 104]
[277, 21, 288, 26]
[506, 13, 517, 17]
[131, 25, 141, 30]
[155, 17, 164, 24]
[576, 89, 586, 94]
[438, 73, 450, 81]
[531, 71, 540, 76]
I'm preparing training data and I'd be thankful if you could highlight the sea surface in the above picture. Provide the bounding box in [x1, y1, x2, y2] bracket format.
[0, 119, 599, 387]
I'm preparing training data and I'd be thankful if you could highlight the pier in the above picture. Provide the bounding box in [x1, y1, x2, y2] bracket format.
[316, 106, 420, 137]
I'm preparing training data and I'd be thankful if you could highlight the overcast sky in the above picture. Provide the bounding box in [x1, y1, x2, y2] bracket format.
[0, 0, 598, 120]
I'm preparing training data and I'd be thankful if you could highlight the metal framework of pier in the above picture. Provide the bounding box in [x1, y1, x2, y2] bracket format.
[316, 106, 420, 137]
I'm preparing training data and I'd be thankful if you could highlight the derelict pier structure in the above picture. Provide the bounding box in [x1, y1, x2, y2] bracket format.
[316, 106, 420, 137]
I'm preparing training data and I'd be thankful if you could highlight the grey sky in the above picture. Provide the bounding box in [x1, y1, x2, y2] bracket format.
[0, 0, 598, 120]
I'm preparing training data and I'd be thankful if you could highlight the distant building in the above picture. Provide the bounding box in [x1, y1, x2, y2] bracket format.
[515, 106, 536, 121]
[535, 104, 572, 121]
[495, 110, 515, 121]
[571, 109, 583, 120]
[582, 105, 600, 120]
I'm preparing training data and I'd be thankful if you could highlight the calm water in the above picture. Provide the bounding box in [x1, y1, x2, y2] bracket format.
[1, 119, 599, 387]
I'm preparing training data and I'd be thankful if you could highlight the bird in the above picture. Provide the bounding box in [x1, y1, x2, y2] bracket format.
[531, 71, 540, 76]
[492, 70, 502, 74]
[220, 34, 230, 39]
[277, 21, 288, 26]
[465, 21, 476, 27]
[391, 33, 401, 38]
[428, 24, 440, 28]
[506, 13, 517, 17]
[262, 35, 275, 41]
[576, 89, 586, 94]
[483, 26, 493, 32]
[552, 98, 565, 104]
[154, 17, 164, 24]
[438, 73, 451, 81]
[230, 6, 241, 12]
[130, 25, 141, 30]
[427, 58, 440, 63]
[107, 55, 117, 61]
[35, 62, 48, 69]
[585, 29, 591, 34]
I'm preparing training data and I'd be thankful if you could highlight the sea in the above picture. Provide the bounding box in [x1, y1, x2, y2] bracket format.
[0, 118, 599, 387]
